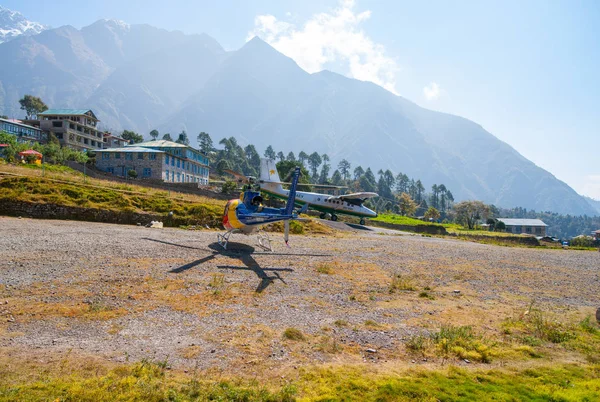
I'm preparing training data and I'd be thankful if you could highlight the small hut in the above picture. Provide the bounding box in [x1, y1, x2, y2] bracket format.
[18, 149, 43, 165]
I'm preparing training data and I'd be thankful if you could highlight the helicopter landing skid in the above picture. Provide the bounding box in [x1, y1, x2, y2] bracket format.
[256, 230, 273, 252]
[217, 229, 239, 250]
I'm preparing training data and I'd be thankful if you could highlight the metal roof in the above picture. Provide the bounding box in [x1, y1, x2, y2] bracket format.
[95, 146, 165, 153]
[0, 117, 42, 131]
[39, 109, 98, 119]
[137, 140, 189, 148]
[497, 218, 548, 227]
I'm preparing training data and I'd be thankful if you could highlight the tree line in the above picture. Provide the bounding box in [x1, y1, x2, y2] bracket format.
[156, 131, 456, 217]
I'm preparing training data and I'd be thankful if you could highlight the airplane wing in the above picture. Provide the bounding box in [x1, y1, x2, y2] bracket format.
[223, 169, 252, 183]
[329, 192, 378, 205]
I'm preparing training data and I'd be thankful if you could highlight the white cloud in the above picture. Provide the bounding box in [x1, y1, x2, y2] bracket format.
[423, 82, 441, 101]
[582, 174, 600, 200]
[247, 0, 399, 94]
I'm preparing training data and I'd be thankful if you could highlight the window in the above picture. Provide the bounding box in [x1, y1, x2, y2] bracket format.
[186, 175, 190, 182]
[535, 227, 542, 235]
[138, 153, 144, 160]
[171, 157, 175, 166]
[125, 153, 133, 160]
[171, 172, 174, 181]
[52, 121, 62, 128]
[115, 153, 121, 159]
[165, 155, 169, 164]
[149, 153, 156, 160]
[102, 153, 110, 160]
[165, 170, 169, 181]
[107, 167, 114, 174]
[177, 173, 181, 182]
[177, 159, 180, 168]
[143, 168, 151, 177]
[91, 140, 96, 146]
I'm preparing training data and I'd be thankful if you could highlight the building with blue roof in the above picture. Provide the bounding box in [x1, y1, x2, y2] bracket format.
[0, 117, 46, 144]
[95, 140, 210, 184]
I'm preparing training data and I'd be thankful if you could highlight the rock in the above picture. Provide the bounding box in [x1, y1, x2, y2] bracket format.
[464, 359, 471, 364]
[366, 348, 377, 353]
[453, 290, 461, 295]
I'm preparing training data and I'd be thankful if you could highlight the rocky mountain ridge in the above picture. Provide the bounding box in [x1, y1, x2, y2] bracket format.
[0, 6, 47, 44]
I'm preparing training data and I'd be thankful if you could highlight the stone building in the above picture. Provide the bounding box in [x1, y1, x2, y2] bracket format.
[0, 117, 46, 143]
[36, 109, 103, 151]
[95, 140, 210, 184]
[103, 132, 129, 148]
[497, 218, 548, 236]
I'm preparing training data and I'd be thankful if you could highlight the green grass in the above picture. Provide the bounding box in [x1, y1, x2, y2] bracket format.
[0, 176, 224, 227]
[21, 163, 82, 175]
[3, 360, 598, 401]
[373, 213, 449, 226]
[503, 309, 600, 363]
[447, 227, 528, 237]
[296, 364, 600, 401]
[0, 360, 296, 401]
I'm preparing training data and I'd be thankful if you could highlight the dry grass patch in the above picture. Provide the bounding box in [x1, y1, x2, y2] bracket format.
[389, 274, 416, 292]
[179, 345, 202, 360]
[316, 263, 334, 274]
[283, 327, 306, 341]
[314, 335, 343, 354]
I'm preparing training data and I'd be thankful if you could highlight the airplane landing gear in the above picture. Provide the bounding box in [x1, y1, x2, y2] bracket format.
[360, 218, 366, 225]
[320, 212, 326, 219]
[331, 214, 338, 222]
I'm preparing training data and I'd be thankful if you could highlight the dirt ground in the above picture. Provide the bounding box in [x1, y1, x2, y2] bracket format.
[0, 216, 598, 377]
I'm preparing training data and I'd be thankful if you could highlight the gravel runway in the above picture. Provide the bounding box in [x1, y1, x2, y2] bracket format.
[1, 216, 598, 372]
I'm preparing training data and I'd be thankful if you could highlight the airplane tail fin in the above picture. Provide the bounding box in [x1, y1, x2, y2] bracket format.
[260, 158, 281, 183]
[284, 167, 301, 216]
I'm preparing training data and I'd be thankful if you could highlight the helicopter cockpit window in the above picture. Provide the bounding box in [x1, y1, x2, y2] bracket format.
[251, 195, 263, 206]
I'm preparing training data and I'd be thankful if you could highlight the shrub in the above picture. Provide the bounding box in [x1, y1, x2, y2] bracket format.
[283, 327, 306, 341]
[405, 334, 428, 352]
[316, 263, 333, 274]
[221, 180, 237, 194]
[389, 274, 415, 293]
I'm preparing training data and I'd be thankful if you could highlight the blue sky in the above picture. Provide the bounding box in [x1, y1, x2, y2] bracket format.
[4, 0, 599, 199]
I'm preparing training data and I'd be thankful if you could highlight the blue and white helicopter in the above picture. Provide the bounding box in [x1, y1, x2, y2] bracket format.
[218, 166, 307, 251]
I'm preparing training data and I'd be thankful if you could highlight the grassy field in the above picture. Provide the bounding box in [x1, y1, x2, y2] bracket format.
[372, 213, 455, 227]
[1, 358, 598, 401]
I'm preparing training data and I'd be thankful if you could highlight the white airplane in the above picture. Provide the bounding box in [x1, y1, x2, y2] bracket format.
[258, 158, 378, 225]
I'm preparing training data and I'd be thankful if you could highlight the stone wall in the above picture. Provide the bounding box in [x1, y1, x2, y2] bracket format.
[95, 152, 165, 180]
[0, 200, 217, 227]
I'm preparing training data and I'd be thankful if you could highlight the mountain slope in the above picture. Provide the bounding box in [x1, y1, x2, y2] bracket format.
[0, 22, 594, 215]
[160, 38, 596, 216]
[0, 25, 110, 117]
[584, 196, 600, 215]
[85, 33, 228, 132]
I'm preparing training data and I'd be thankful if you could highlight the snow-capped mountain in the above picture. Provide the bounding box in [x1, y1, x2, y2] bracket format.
[0, 5, 48, 43]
